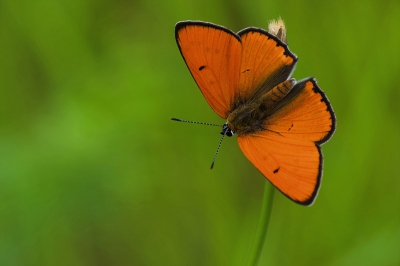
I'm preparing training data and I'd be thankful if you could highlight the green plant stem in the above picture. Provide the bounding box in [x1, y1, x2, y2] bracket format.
[245, 182, 275, 266]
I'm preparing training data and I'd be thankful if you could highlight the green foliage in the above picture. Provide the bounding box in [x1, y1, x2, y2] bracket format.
[1, 0, 399, 265]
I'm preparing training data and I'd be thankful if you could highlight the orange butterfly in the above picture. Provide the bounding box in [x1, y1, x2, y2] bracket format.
[174, 20, 336, 205]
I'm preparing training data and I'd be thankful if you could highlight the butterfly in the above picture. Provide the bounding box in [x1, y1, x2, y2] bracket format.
[174, 20, 336, 205]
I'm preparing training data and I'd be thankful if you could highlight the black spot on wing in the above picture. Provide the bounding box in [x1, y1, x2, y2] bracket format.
[273, 167, 280, 174]
[199, 65, 206, 71]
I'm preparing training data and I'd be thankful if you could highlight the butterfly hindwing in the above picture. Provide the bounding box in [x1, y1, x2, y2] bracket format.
[266, 78, 336, 143]
[237, 78, 335, 205]
[237, 28, 297, 102]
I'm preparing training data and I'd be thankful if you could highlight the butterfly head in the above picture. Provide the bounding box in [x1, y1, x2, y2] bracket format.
[221, 123, 234, 137]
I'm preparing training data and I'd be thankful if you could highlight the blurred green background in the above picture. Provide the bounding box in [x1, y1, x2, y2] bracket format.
[1, 0, 399, 265]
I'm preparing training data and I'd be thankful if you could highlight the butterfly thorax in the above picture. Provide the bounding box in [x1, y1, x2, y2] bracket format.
[227, 101, 265, 135]
[227, 79, 295, 135]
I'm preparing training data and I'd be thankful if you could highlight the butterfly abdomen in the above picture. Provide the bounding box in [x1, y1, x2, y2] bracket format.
[259, 79, 295, 111]
[227, 79, 295, 135]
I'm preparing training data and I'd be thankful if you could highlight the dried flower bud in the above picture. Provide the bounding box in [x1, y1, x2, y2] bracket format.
[268, 17, 287, 44]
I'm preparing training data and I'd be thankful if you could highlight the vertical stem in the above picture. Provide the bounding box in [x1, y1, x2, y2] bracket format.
[245, 182, 275, 266]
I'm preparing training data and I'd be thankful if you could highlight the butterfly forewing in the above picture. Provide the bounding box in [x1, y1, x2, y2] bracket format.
[175, 22, 242, 118]
[238, 133, 321, 205]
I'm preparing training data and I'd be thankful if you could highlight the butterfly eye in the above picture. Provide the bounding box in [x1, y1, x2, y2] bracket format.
[220, 123, 234, 137]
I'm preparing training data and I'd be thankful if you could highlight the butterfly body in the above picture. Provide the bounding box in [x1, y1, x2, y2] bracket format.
[227, 79, 296, 135]
[175, 21, 336, 205]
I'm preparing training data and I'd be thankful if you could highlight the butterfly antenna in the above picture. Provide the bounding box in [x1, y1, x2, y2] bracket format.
[210, 133, 225, 170]
[170, 117, 221, 127]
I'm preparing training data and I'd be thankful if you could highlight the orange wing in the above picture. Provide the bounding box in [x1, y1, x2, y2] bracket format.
[237, 78, 335, 205]
[266, 78, 335, 144]
[237, 28, 297, 102]
[175, 21, 242, 118]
